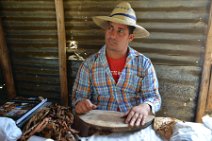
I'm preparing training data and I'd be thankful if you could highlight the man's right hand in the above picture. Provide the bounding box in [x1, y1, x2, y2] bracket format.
[75, 99, 97, 114]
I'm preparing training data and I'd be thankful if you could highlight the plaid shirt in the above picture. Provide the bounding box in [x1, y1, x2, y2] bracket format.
[72, 45, 161, 113]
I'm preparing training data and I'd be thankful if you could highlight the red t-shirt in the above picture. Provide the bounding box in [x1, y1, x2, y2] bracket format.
[107, 55, 126, 83]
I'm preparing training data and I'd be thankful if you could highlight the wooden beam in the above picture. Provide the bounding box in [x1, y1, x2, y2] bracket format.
[206, 66, 212, 111]
[0, 19, 16, 98]
[206, 14, 212, 112]
[196, 2, 212, 122]
[55, 0, 68, 106]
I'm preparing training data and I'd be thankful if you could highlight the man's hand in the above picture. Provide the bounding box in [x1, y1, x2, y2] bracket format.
[75, 99, 97, 114]
[123, 103, 151, 126]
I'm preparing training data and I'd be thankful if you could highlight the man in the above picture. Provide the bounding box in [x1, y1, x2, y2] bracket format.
[72, 2, 161, 127]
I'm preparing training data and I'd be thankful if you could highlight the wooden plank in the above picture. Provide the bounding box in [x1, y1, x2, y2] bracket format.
[206, 66, 212, 111]
[0, 18, 16, 98]
[196, 2, 212, 122]
[206, 15, 212, 111]
[55, 0, 68, 106]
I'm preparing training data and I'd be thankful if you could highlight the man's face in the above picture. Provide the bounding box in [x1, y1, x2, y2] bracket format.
[105, 22, 134, 53]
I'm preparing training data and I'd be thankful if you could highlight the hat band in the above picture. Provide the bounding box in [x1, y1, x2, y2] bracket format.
[110, 13, 137, 21]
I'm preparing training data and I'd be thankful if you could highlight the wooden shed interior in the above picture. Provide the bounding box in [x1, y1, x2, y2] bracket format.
[0, 0, 212, 122]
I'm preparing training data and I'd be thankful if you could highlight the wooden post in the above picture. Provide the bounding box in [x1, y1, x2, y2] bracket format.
[206, 15, 212, 111]
[0, 19, 16, 98]
[55, 0, 68, 106]
[206, 66, 212, 111]
[196, 2, 212, 122]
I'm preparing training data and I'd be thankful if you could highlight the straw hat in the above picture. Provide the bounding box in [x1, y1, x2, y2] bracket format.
[92, 2, 150, 38]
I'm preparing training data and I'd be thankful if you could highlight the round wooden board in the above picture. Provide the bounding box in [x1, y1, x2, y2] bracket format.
[74, 110, 155, 136]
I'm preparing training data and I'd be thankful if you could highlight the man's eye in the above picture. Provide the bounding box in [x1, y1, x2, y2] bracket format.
[107, 26, 113, 30]
[118, 29, 124, 33]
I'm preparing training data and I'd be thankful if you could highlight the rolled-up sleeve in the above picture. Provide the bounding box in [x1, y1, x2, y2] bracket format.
[141, 59, 161, 114]
[72, 62, 91, 109]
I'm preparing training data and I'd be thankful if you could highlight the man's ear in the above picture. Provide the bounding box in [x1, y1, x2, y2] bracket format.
[129, 34, 135, 42]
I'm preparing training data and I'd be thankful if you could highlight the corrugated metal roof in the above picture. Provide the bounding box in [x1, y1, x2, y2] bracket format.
[0, 0, 60, 100]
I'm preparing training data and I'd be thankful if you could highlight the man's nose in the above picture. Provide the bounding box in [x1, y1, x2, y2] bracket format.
[110, 30, 117, 38]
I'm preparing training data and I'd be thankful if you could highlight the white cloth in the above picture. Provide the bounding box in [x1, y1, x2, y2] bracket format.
[0, 117, 22, 141]
[170, 121, 212, 141]
[27, 135, 54, 141]
[79, 125, 163, 141]
[202, 115, 212, 130]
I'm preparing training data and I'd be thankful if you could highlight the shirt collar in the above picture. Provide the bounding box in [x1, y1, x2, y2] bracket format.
[97, 45, 139, 65]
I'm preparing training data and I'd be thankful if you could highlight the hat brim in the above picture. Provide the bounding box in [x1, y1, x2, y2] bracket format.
[92, 16, 150, 38]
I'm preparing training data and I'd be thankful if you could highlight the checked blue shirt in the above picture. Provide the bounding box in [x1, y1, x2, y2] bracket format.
[72, 45, 161, 114]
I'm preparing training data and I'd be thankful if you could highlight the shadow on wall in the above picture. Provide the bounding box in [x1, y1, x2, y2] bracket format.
[0, 69, 8, 105]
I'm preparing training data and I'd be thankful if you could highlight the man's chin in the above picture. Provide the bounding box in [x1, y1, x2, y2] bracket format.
[106, 42, 117, 48]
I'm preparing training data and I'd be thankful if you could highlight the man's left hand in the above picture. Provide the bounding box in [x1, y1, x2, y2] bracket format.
[123, 103, 151, 126]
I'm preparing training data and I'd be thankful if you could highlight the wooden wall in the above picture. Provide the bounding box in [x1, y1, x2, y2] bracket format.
[0, 0, 212, 121]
